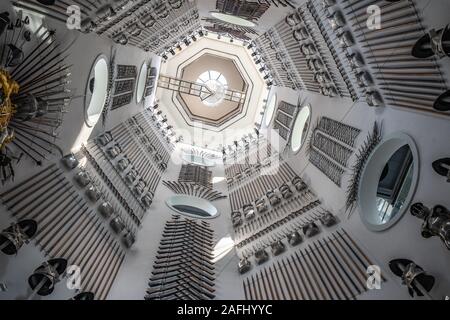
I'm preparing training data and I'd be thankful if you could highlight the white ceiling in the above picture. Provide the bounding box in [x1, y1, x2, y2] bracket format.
[158, 35, 268, 149]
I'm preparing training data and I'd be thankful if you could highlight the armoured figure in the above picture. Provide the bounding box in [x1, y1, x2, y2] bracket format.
[410, 202, 450, 250]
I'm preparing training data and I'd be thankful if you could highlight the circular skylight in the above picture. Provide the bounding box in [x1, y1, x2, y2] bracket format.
[85, 54, 109, 127]
[291, 104, 311, 153]
[265, 93, 277, 126]
[211, 12, 256, 27]
[196, 70, 228, 107]
[136, 62, 148, 104]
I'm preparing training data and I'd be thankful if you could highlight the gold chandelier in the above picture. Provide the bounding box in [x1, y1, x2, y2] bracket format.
[0, 68, 20, 150]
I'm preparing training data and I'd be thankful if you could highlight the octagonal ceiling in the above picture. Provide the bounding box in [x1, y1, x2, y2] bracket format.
[178, 53, 247, 127]
[157, 34, 267, 148]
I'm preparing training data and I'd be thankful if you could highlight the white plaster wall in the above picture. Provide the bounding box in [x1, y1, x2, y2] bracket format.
[2, 0, 450, 301]
[265, 78, 450, 300]
[0, 0, 158, 300]
[108, 147, 244, 300]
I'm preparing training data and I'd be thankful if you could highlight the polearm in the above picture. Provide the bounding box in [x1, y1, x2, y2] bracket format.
[88, 241, 123, 295]
[160, 232, 214, 246]
[313, 241, 355, 300]
[52, 211, 100, 259]
[10, 28, 54, 76]
[0, 164, 56, 202]
[156, 246, 214, 266]
[7, 175, 66, 215]
[97, 250, 125, 300]
[150, 265, 215, 287]
[151, 262, 215, 282]
[20, 72, 72, 95]
[14, 129, 64, 157]
[83, 240, 120, 294]
[164, 221, 213, 234]
[159, 236, 213, 250]
[156, 247, 214, 261]
[148, 273, 215, 293]
[20, 63, 72, 91]
[37, 201, 88, 249]
[153, 256, 215, 275]
[1, 167, 60, 205]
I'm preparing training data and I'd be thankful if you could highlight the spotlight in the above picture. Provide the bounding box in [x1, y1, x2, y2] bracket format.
[229, 38, 234, 43]
[162, 53, 168, 60]
[176, 43, 182, 51]
[198, 30, 205, 37]
[259, 66, 266, 72]
[263, 74, 269, 80]
[184, 38, 191, 46]
[217, 34, 221, 39]
[192, 34, 197, 41]
[169, 48, 175, 55]
[247, 43, 254, 49]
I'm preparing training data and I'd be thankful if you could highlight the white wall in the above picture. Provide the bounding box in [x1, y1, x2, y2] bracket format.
[0, 0, 158, 300]
[108, 147, 244, 300]
[264, 76, 450, 300]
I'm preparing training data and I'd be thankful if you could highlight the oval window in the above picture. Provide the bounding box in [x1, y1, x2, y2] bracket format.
[136, 62, 148, 104]
[85, 54, 109, 127]
[265, 93, 277, 127]
[210, 12, 256, 27]
[181, 152, 215, 167]
[166, 195, 219, 219]
[358, 133, 419, 231]
[291, 104, 311, 153]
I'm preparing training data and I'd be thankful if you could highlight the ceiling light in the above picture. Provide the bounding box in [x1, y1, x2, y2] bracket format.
[210, 12, 257, 27]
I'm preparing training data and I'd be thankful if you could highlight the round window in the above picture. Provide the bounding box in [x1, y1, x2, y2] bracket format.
[210, 12, 256, 27]
[196, 70, 228, 107]
[166, 195, 219, 219]
[358, 133, 419, 231]
[291, 104, 311, 153]
[264, 93, 277, 127]
[84, 54, 109, 127]
[136, 62, 148, 104]
[181, 152, 215, 167]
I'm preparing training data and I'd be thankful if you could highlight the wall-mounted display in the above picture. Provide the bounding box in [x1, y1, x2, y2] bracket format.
[308, 117, 360, 187]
